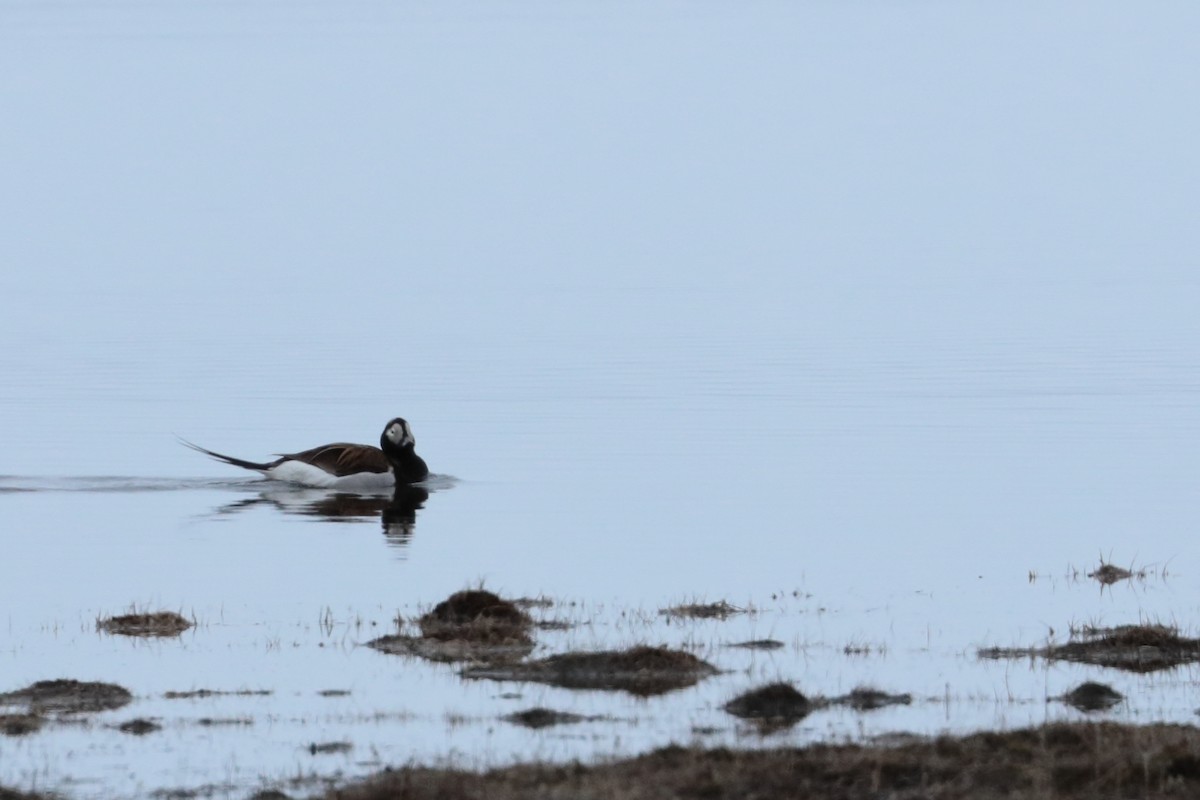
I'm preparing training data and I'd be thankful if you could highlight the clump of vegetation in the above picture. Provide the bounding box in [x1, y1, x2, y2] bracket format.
[512, 596, 554, 610]
[0, 713, 43, 736]
[0, 679, 132, 714]
[1088, 563, 1136, 585]
[660, 600, 745, 620]
[980, 623, 1200, 673]
[839, 687, 913, 711]
[195, 717, 253, 727]
[723, 683, 910, 729]
[163, 689, 271, 699]
[724, 682, 812, 722]
[369, 589, 535, 664]
[418, 590, 533, 642]
[118, 718, 161, 735]
[726, 639, 784, 650]
[463, 646, 718, 696]
[98, 611, 192, 637]
[322, 722, 1200, 800]
[1057, 682, 1124, 712]
[502, 707, 587, 729]
[0, 784, 50, 800]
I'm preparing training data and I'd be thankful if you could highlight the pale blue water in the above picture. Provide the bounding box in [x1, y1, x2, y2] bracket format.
[3, 1, 1200, 797]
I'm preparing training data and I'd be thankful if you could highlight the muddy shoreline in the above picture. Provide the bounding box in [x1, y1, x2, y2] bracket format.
[322, 722, 1200, 800]
[6, 721, 1195, 800]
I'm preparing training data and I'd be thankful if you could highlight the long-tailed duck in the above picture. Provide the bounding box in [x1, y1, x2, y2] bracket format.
[182, 417, 428, 489]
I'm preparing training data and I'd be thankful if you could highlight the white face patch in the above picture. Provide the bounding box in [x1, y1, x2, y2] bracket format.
[386, 420, 414, 448]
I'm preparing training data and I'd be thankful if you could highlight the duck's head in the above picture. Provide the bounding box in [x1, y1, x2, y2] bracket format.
[382, 418, 416, 450]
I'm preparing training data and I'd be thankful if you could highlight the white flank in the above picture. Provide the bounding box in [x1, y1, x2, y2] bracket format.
[265, 461, 395, 490]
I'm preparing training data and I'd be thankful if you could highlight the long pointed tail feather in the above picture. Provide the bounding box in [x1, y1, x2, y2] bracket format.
[177, 437, 273, 473]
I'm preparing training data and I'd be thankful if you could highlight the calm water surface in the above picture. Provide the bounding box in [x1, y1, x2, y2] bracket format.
[2, 1, 1200, 797]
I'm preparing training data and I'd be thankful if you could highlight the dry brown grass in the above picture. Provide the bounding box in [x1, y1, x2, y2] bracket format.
[97, 611, 192, 637]
[324, 722, 1200, 800]
[463, 646, 718, 696]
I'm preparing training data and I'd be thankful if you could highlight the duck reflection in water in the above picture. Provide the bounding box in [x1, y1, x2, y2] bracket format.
[210, 483, 431, 547]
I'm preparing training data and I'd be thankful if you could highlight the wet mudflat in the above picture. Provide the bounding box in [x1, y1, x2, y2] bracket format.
[5, 569, 1200, 799]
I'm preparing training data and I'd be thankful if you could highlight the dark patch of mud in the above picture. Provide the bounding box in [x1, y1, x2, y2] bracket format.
[660, 600, 744, 620]
[309, 741, 352, 755]
[0, 714, 43, 736]
[324, 722, 1200, 800]
[502, 707, 588, 729]
[1057, 682, 1124, 712]
[463, 645, 718, 696]
[980, 624, 1200, 673]
[196, 717, 253, 726]
[119, 718, 162, 735]
[369, 589, 535, 664]
[98, 611, 192, 637]
[317, 689, 350, 697]
[0, 679, 132, 714]
[726, 639, 784, 650]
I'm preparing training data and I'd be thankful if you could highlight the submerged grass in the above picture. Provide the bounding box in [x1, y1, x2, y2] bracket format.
[659, 600, 746, 620]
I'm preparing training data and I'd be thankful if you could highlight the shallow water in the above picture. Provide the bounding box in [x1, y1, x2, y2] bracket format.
[3, 1, 1200, 797]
